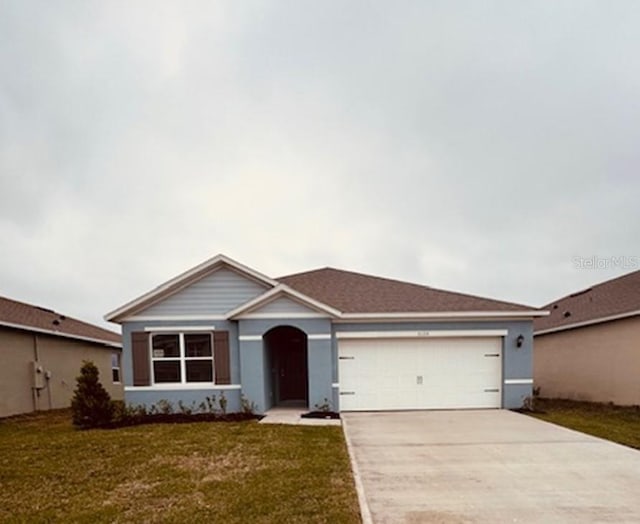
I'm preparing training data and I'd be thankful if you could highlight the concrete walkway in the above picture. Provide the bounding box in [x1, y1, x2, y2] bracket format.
[259, 407, 341, 426]
[342, 410, 640, 523]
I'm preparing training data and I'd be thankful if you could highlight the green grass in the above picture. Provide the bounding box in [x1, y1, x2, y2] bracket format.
[527, 398, 640, 450]
[0, 410, 360, 523]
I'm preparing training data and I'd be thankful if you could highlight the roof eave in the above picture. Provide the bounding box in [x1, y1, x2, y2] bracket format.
[0, 320, 122, 348]
[336, 310, 548, 322]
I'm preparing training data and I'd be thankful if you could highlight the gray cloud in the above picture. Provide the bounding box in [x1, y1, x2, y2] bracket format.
[1, 1, 639, 328]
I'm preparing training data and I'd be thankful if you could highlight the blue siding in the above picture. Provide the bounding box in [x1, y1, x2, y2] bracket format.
[238, 339, 267, 412]
[137, 267, 269, 317]
[249, 295, 325, 316]
[125, 388, 242, 413]
[239, 318, 333, 337]
[308, 337, 334, 411]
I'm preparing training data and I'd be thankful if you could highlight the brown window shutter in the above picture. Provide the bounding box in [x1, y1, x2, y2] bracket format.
[213, 331, 231, 385]
[131, 331, 150, 386]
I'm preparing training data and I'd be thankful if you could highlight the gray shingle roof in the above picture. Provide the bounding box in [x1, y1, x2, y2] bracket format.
[534, 269, 640, 333]
[0, 295, 121, 345]
[534, 271, 640, 331]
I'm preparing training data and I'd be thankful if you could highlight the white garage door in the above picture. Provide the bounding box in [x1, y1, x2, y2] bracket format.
[338, 337, 502, 411]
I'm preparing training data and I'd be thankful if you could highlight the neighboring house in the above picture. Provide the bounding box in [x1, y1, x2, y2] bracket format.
[534, 270, 640, 406]
[105, 254, 546, 413]
[0, 295, 123, 418]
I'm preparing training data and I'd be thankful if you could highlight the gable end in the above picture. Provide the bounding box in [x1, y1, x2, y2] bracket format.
[128, 267, 270, 319]
[236, 295, 332, 318]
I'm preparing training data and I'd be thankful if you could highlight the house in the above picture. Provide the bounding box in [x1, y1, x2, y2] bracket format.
[105, 254, 546, 413]
[0, 295, 123, 418]
[534, 270, 640, 406]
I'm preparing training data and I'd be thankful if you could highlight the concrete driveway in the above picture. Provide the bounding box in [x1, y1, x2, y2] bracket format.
[342, 410, 640, 523]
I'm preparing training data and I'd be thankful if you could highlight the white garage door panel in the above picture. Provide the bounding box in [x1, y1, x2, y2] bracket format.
[338, 337, 502, 411]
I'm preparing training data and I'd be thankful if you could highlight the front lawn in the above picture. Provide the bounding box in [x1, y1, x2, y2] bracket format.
[0, 410, 360, 523]
[527, 398, 640, 450]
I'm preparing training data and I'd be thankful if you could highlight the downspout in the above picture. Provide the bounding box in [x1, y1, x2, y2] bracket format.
[46, 372, 52, 410]
[32, 334, 40, 411]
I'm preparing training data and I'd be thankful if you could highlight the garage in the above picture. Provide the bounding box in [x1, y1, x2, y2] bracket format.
[337, 333, 503, 411]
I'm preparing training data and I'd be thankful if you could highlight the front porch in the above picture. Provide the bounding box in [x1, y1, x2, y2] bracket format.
[238, 318, 335, 414]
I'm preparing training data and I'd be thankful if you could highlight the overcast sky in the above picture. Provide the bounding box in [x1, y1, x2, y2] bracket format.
[2, 1, 639, 331]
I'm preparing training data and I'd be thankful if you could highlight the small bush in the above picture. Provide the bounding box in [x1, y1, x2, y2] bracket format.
[219, 392, 227, 414]
[314, 398, 332, 412]
[205, 395, 216, 413]
[157, 399, 174, 415]
[178, 400, 196, 415]
[240, 395, 257, 415]
[71, 361, 114, 429]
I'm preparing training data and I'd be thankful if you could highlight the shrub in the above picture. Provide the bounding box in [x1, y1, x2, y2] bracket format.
[111, 400, 129, 423]
[314, 398, 332, 413]
[219, 392, 227, 414]
[178, 400, 196, 415]
[156, 399, 174, 415]
[205, 395, 217, 413]
[240, 395, 257, 415]
[71, 361, 114, 429]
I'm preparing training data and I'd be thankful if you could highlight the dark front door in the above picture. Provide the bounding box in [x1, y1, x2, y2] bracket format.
[277, 340, 307, 402]
[266, 326, 309, 405]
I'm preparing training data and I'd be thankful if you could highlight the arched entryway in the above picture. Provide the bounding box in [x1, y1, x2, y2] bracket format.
[264, 326, 308, 407]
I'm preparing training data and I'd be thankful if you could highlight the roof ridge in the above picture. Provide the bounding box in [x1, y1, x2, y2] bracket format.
[276, 266, 335, 280]
[279, 266, 437, 289]
[280, 266, 433, 288]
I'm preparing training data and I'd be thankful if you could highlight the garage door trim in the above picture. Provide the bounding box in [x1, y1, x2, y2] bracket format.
[338, 335, 504, 411]
[336, 329, 508, 339]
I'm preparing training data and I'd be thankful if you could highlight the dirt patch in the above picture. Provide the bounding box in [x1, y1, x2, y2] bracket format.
[152, 450, 266, 483]
[105, 480, 159, 505]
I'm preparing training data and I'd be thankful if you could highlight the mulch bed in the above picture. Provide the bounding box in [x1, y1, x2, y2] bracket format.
[98, 412, 263, 429]
[301, 411, 341, 420]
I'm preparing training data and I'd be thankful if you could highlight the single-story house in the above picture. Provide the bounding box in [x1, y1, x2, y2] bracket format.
[0, 295, 123, 418]
[534, 269, 640, 405]
[105, 254, 546, 413]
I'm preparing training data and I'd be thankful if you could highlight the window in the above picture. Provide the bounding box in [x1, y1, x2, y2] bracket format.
[152, 334, 181, 383]
[185, 333, 213, 382]
[151, 332, 213, 384]
[111, 353, 121, 383]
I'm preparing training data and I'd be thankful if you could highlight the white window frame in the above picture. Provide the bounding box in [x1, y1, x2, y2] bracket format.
[111, 352, 121, 384]
[150, 332, 215, 385]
